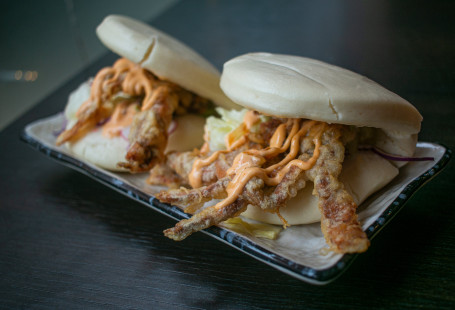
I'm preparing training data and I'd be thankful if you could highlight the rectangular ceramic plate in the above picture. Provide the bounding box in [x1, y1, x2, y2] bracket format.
[21, 113, 451, 285]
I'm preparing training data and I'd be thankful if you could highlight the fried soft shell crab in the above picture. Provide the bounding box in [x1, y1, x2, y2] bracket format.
[155, 52, 423, 254]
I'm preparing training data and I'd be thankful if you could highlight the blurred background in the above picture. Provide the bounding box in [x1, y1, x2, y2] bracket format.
[1, 0, 453, 134]
[0, 0, 179, 131]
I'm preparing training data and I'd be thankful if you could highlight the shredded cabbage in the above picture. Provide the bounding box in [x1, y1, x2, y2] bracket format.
[205, 108, 246, 151]
[221, 217, 282, 240]
[206, 107, 269, 151]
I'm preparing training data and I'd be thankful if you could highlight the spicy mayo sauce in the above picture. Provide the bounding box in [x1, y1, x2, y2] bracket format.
[189, 115, 325, 221]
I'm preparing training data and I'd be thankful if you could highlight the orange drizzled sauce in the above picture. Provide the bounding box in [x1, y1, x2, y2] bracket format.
[189, 115, 324, 225]
[75, 58, 161, 137]
[102, 101, 138, 138]
[189, 111, 260, 188]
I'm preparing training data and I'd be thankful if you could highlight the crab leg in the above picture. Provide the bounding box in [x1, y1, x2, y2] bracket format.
[163, 198, 247, 241]
[156, 177, 231, 212]
[305, 125, 369, 253]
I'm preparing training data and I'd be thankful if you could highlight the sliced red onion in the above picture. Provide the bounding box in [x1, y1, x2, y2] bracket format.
[358, 145, 434, 162]
[96, 117, 110, 127]
[167, 120, 178, 135]
[53, 113, 67, 137]
[120, 127, 130, 142]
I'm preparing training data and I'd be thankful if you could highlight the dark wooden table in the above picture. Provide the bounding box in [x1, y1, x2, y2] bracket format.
[1, 1, 454, 309]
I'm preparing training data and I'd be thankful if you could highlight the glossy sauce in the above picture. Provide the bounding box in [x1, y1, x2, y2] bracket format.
[76, 58, 159, 137]
[189, 131, 248, 188]
[189, 118, 324, 219]
[243, 110, 260, 129]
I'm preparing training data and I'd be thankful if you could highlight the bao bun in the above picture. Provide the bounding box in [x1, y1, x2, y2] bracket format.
[64, 15, 238, 171]
[219, 52, 422, 224]
[221, 53, 422, 159]
[220, 53, 421, 134]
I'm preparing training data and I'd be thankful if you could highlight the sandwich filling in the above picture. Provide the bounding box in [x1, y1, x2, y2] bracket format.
[57, 58, 212, 172]
[157, 109, 374, 253]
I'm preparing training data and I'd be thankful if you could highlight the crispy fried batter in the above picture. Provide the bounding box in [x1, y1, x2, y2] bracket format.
[147, 163, 184, 189]
[165, 151, 199, 184]
[157, 118, 369, 253]
[160, 144, 251, 187]
[118, 85, 178, 171]
[163, 198, 247, 241]
[156, 177, 231, 213]
[240, 166, 307, 212]
[158, 118, 304, 240]
[147, 150, 199, 188]
[304, 125, 369, 253]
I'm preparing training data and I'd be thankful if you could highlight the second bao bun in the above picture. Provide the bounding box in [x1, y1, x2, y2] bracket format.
[219, 52, 422, 225]
[65, 15, 239, 171]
